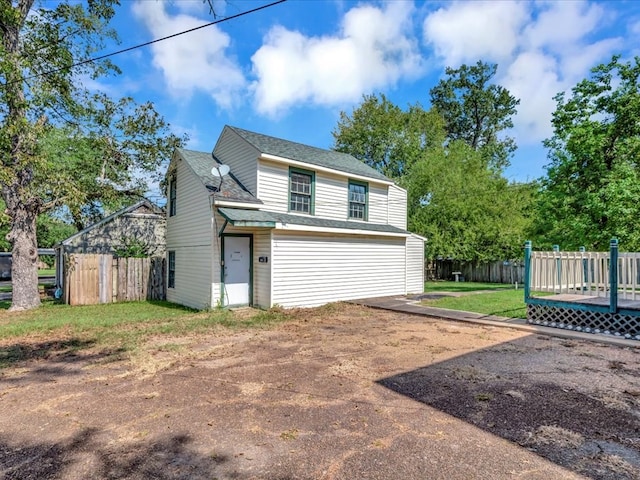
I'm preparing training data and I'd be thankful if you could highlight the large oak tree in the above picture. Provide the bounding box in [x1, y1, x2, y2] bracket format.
[1, 1, 184, 310]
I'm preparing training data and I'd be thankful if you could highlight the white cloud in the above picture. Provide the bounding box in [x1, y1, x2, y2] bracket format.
[423, 1, 529, 67]
[522, 1, 602, 53]
[422, 0, 622, 147]
[503, 52, 562, 143]
[559, 38, 622, 80]
[131, 0, 245, 109]
[250, 2, 423, 116]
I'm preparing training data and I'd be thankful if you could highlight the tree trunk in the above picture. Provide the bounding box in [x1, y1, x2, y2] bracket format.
[1, 1, 41, 310]
[6, 200, 40, 311]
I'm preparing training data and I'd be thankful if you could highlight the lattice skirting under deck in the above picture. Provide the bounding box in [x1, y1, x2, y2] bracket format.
[527, 304, 640, 340]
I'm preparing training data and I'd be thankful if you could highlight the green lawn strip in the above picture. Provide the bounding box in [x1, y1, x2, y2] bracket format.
[421, 289, 533, 319]
[425, 281, 514, 293]
[0, 282, 53, 293]
[38, 269, 55, 277]
[0, 301, 196, 339]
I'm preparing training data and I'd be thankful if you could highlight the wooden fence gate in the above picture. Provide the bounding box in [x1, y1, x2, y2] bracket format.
[64, 254, 165, 305]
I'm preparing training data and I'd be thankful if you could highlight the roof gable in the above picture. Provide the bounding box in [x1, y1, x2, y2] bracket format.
[176, 148, 261, 204]
[57, 199, 162, 246]
[226, 126, 390, 182]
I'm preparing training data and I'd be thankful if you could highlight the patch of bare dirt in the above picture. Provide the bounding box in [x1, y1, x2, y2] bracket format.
[1, 302, 639, 479]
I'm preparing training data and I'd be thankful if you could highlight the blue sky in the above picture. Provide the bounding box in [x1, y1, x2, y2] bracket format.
[95, 0, 639, 199]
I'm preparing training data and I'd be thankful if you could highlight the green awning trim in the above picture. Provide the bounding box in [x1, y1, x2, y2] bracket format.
[218, 207, 276, 228]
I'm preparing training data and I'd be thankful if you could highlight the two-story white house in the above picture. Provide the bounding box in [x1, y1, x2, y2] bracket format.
[165, 125, 424, 309]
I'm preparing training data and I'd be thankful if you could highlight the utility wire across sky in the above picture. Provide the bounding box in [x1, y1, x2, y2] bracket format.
[3, 0, 287, 87]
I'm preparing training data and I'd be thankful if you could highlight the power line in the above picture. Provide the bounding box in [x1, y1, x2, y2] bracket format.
[4, 0, 287, 87]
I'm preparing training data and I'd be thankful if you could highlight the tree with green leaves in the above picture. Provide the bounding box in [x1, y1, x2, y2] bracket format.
[407, 141, 534, 261]
[0, 203, 76, 253]
[332, 93, 445, 179]
[39, 126, 161, 232]
[429, 61, 519, 170]
[535, 55, 640, 251]
[333, 89, 532, 262]
[1, 1, 184, 310]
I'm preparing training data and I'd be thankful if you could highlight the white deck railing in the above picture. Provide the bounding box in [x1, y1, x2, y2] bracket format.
[530, 251, 609, 296]
[529, 250, 640, 301]
[618, 253, 640, 301]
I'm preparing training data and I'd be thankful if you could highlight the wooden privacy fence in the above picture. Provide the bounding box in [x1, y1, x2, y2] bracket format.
[431, 259, 525, 284]
[64, 254, 165, 305]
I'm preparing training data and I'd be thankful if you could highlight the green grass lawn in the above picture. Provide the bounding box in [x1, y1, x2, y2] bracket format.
[425, 280, 514, 293]
[422, 288, 528, 318]
[0, 268, 55, 293]
[0, 281, 56, 293]
[0, 300, 289, 368]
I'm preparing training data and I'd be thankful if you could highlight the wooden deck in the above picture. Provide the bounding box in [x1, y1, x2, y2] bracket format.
[531, 293, 640, 312]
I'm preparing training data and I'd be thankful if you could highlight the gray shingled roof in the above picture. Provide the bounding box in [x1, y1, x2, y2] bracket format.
[57, 199, 163, 247]
[227, 126, 390, 182]
[177, 148, 261, 204]
[217, 207, 408, 235]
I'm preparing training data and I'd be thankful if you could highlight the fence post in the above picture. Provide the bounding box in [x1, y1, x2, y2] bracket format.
[609, 238, 618, 313]
[552, 244, 561, 292]
[579, 246, 588, 291]
[524, 241, 532, 301]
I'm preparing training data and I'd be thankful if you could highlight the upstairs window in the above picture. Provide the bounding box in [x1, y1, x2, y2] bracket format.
[289, 168, 314, 214]
[169, 177, 177, 217]
[348, 181, 368, 220]
[168, 251, 176, 288]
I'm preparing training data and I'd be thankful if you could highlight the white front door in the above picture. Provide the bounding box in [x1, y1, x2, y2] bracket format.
[223, 236, 251, 306]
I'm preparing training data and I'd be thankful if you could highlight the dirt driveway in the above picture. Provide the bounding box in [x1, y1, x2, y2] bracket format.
[1, 303, 639, 479]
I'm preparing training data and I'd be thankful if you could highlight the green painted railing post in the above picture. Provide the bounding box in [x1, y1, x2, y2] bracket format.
[609, 238, 618, 313]
[524, 241, 532, 301]
[553, 244, 561, 292]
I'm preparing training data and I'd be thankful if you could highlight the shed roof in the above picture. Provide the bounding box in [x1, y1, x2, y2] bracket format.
[226, 126, 390, 182]
[56, 199, 163, 247]
[176, 148, 262, 204]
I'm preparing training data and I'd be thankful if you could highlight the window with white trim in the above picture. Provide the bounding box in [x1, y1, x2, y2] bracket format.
[168, 251, 176, 288]
[169, 177, 176, 217]
[348, 180, 368, 220]
[289, 168, 314, 214]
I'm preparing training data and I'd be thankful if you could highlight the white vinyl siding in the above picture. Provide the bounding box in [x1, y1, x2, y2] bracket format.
[213, 127, 259, 194]
[259, 159, 392, 224]
[271, 232, 406, 308]
[166, 156, 214, 310]
[368, 184, 387, 224]
[257, 159, 289, 212]
[253, 230, 271, 308]
[406, 234, 425, 293]
[315, 171, 347, 218]
[388, 185, 407, 230]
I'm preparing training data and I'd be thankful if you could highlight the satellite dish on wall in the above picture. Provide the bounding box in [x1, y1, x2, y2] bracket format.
[211, 164, 230, 177]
